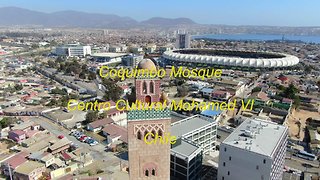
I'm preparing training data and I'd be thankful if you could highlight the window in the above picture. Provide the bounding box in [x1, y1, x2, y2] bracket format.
[145, 170, 149, 176]
[227, 171, 230, 175]
[144, 131, 149, 140]
[263, 159, 266, 164]
[229, 156, 231, 161]
[222, 176, 224, 180]
[151, 130, 156, 139]
[256, 165, 259, 170]
[223, 162, 225, 167]
[224, 147, 227, 152]
[152, 169, 156, 176]
[137, 131, 142, 140]
[150, 81, 154, 93]
[143, 81, 147, 94]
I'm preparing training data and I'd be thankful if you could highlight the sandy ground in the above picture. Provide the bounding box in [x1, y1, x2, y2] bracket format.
[285, 109, 320, 141]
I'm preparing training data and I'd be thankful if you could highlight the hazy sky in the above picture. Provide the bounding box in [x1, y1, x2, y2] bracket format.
[0, 0, 319, 26]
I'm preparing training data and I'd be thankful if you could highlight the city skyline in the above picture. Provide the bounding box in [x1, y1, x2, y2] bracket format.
[0, 0, 320, 26]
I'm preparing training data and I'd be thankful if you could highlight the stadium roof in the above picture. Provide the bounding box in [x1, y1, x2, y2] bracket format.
[163, 48, 299, 68]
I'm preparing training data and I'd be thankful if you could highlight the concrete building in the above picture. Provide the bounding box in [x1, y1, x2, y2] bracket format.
[170, 138, 203, 180]
[218, 119, 288, 180]
[122, 54, 143, 67]
[171, 114, 218, 155]
[55, 44, 91, 57]
[14, 161, 46, 180]
[91, 52, 127, 64]
[175, 30, 191, 49]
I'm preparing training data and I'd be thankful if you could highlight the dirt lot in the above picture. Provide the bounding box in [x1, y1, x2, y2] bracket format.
[285, 109, 320, 141]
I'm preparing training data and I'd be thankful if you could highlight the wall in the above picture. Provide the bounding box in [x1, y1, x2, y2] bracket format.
[218, 143, 272, 180]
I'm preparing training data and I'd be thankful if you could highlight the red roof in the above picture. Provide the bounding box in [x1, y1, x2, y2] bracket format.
[278, 76, 288, 82]
[5, 152, 29, 169]
[61, 152, 72, 161]
[9, 130, 26, 136]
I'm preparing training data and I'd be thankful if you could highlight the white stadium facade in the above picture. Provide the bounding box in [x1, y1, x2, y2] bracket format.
[162, 49, 299, 70]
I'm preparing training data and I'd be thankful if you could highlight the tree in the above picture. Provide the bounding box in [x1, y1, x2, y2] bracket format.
[14, 84, 23, 91]
[251, 87, 261, 93]
[88, 72, 96, 80]
[0, 117, 16, 128]
[47, 60, 58, 68]
[176, 85, 188, 97]
[79, 71, 86, 79]
[85, 111, 98, 123]
[293, 96, 300, 109]
[102, 79, 123, 101]
[304, 65, 312, 74]
[283, 83, 298, 99]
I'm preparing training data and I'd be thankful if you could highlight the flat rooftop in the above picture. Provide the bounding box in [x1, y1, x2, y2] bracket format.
[223, 119, 287, 157]
[91, 52, 127, 58]
[171, 115, 214, 137]
[171, 139, 200, 158]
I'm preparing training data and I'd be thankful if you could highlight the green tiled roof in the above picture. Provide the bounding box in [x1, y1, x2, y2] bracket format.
[127, 108, 171, 120]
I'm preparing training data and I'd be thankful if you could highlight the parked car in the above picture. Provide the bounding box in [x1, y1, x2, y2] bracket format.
[79, 135, 87, 141]
[58, 135, 64, 139]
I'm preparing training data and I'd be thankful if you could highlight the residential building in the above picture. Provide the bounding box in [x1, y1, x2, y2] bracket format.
[47, 138, 71, 155]
[1, 152, 29, 177]
[8, 130, 26, 143]
[218, 119, 288, 180]
[175, 30, 190, 49]
[28, 152, 55, 167]
[102, 123, 128, 144]
[14, 161, 45, 180]
[86, 118, 114, 132]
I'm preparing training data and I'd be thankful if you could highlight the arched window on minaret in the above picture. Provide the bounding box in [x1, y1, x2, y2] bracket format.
[158, 129, 163, 137]
[137, 131, 142, 140]
[152, 169, 156, 176]
[151, 130, 156, 139]
[145, 169, 149, 177]
[143, 81, 147, 94]
[150, 81, 154, 93]
[144, 130, 149, 140]
[145, 95, 151, 104]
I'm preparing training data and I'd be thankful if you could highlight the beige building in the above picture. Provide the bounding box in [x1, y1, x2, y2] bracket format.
[14, 161, 45, 180]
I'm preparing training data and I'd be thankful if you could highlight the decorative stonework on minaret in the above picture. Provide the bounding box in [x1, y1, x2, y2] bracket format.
[128, 59, 171, 180]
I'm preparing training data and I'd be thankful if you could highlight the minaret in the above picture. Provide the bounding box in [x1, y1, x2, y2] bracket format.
[127, 59, 171, 180]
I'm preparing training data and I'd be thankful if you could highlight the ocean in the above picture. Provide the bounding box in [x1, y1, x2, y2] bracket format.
[192, 34, 320, 44]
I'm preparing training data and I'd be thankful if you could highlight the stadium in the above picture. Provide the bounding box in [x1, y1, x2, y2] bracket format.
[162, 48, 299, 70]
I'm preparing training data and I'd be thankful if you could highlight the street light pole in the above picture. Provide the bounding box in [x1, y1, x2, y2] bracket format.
[7, 163, 13, 180]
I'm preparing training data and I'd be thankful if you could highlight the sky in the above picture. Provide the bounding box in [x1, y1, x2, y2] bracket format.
[0, 0, 319, 26]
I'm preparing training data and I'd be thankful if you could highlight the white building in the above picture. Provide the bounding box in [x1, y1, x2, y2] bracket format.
[91, 52, 127, 64]
[55, 44, 91, 57]
[175, 30, 191, 49]
[171, 114, 218, 154]
[218, 119, 288, 180]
